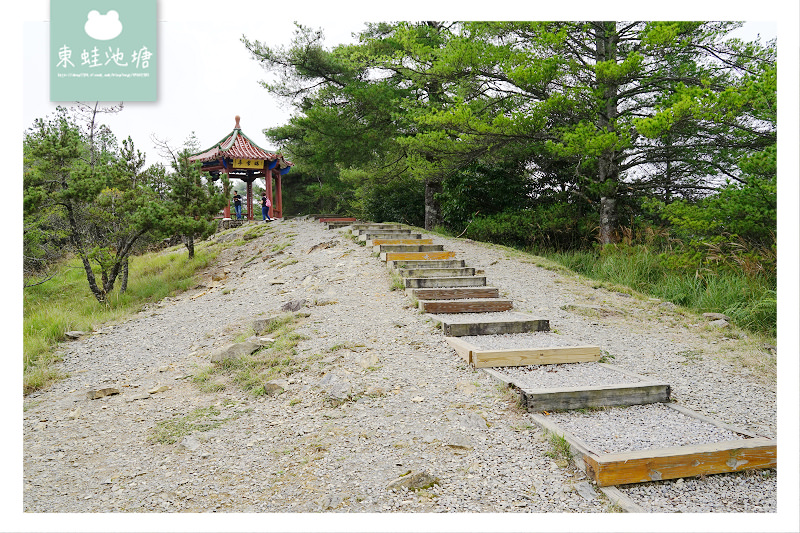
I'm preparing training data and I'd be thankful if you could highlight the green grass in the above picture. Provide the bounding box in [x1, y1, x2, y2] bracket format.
[149, 405, 249, 445]
[541, 246, 776, 337]
[195, 312, 310, 396]
[23, 245, 217, 394]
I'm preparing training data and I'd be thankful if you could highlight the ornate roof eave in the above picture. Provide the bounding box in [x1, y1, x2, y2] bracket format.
[187, 116, 294, 169]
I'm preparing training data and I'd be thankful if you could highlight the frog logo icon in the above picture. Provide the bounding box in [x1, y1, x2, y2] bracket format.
[84, 10, 123, 41]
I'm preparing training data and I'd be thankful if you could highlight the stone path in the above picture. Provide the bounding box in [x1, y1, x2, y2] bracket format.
[21, 217, 779, 527]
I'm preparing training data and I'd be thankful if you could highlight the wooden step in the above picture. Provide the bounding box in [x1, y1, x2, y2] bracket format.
[381, 251, 456, 262]
[530, 404, 776, 487]
[357, 228, 413, 236]
[388, 259, 466, 270]
[419, 298, 513, 314]
[374, 244, 444, 254]
[427, 312, 549, 336]
[398, 267, 475, 278]
[326, 222, 357, 229]
[351, 223, 403, 232]
[319, 217, 357, 223]
[403, 276, 486, 288]
[309, 213, 342, 219]
[359, 232, 419, 242]
[369, 238, 433, 246]
[408, 286, 499, 300]
[447, 336, 601, 368]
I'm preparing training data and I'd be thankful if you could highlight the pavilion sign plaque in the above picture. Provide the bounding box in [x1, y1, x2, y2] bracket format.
[233, 158, 265, 169]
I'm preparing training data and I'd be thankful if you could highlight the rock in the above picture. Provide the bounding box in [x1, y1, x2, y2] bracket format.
[281, 299, 307, 312]
[86, 388, 120, 400]
[411, 396, 425, 403]
[364, 385, 385, 397]
[709, 319, 730, 328]
[246, 335, 276, 347]
[263, 379, 288, 396]
[317, 373, 352, 403]
[658, 302, 677, 311]
[64, 331, 88, 340]
[178, 435, 201, 451]
[66, 406, 81, 420]
[211, 270, 226, 282]
[158, 366, 170, 372]
[252, 317, 279, 336]
[357, 353, 379, 369]
[386, 471, 439, 492]
[455, 381, 477, 395]
[442, 432, 473, 450]
[574, 481, 598, 501]
[703, 312, 731, 321]
[210, 341, 260, 363]
[447, 411, 488, 431]
[148, 385, 169, 394]
[125, 393, 151, 403]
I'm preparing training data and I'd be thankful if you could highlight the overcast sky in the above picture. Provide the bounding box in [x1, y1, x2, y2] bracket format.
[18, 2, 786, 169]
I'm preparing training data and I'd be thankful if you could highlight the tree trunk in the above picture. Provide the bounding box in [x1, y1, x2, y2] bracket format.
[186, 234, 195, 259]
[120, 258, 129, 293]
[424, 179, 442, 231]
[594, 21, 621, 245]
[599, 196, 618, 245]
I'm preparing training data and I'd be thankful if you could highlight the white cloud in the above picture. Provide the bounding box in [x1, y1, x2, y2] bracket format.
[84, 10, 123, 41]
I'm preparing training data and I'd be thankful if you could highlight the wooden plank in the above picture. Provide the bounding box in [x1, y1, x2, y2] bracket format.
[520, 382, 671, 411]
[444, 337, 474, 364]
[473, 345, 602, 368]
[432, 316, 550, 337]
[529, 411, 777, 488]
[374, 244, 444, 253]
[419, 298, 513, 314]
[382, 251, 456, 262]
[597, 486, 647, 513]
[318, 217, 357, 222]
[398, 267, 475, 278]
[403, 276, 486, 288]
[370, 238, 433, 246]
[584, 437, 777, 487]
[408, 286, 500, 300]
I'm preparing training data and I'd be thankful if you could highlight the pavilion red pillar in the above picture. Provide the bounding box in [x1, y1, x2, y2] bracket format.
[266, 171, 274, 218]
[275, 173, 283, 219]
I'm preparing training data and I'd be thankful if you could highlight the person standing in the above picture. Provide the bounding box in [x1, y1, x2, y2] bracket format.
[232, 191, 243, 220]
[261, 192, 272, 222]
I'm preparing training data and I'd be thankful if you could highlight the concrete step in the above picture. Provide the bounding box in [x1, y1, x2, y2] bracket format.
[408, 286, 500, 300]
[368, 238, 433, 246]
[418, 298, 513, 314]
[388, 259, 466, 270]
[374, 244, 444, 254]
[403, 276, 486, 288]
[359, 232, 419, 242]
[398, 267, 475, 278]
[427, 312, 550, 337]
[382, 251, 456, 262]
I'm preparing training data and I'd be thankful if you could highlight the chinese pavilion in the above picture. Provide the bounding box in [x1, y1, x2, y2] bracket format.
[188, 115, 292, 220]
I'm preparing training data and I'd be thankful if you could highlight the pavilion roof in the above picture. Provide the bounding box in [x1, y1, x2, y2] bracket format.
[188, 116, 292, 169]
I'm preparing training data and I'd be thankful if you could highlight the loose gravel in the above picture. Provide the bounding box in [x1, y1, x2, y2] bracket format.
[459, 332, 589, 350]
[22, 218, 779, 524]
[497, 362, 645, 390]
[543, 403, 744, 453]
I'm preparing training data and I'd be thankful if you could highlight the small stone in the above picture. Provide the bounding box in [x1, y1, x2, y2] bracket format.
[281, 299, 307, 312]
[703, 312, 731, 321]
[455, 381, 477, 395]
[411, 396, 424, 403]
[178, 436, 201, 451]
[64, 331, 88, 340]
[86, 388, 120, 400]
[386, 471, 439, 492]
[709, 319, 730, 328]
[148, 385, 169, 394]
[210, 341, 260, 363]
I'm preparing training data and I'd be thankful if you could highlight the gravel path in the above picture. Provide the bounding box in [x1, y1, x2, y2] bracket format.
[22, 218, 780, 524]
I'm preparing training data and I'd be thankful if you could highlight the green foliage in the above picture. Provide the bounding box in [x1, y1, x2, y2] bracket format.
[360, 173, 424, 226]
[463, 204, 596, 252]
[23, 246, 216, 394]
